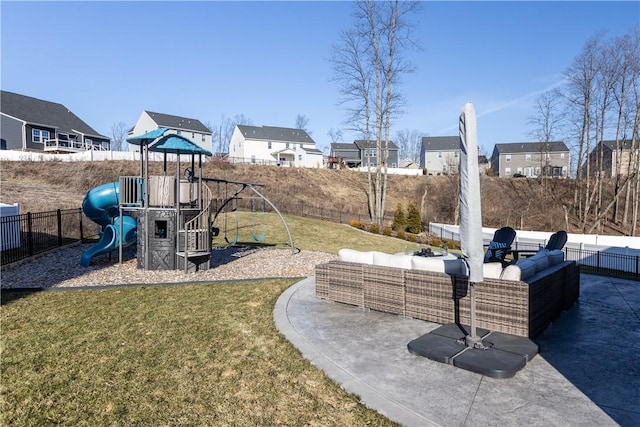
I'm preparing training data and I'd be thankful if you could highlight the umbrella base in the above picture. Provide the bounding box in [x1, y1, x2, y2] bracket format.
[407, 323, 538, 379]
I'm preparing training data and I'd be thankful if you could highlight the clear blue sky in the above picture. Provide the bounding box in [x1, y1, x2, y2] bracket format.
[2, 1, 638, 155]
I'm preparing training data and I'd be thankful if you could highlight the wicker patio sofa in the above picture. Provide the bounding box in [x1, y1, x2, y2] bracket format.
[315, 249, 580, 338]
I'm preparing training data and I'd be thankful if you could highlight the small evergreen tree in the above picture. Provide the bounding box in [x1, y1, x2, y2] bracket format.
[406, 200, 422, 234]
[392, 203, 406, 231]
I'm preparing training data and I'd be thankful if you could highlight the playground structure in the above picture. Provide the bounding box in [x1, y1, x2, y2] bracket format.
[80, 128, 294, 271]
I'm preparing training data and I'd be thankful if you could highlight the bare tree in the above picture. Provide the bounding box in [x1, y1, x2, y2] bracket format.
[111, 122, 128, 151]
[327, 128, 343, 144]
[295, 114, 311, 133]
[394, 128, 422, 163]
[331, 0, 420, 226]
[212, 114, 253, 154]
[555, 27, 640, 235]
[560, 32, 605, 230]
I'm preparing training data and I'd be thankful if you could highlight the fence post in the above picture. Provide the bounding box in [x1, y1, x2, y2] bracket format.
[27, 212, 34, 256]
[57, 209, 63, 247]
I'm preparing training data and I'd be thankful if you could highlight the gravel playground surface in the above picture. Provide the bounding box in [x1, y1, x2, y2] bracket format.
[1, 244, 337, 289]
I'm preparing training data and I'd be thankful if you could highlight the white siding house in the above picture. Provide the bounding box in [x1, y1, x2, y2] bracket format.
[129, 111, 212, 152]
[229, 125, 324, 168]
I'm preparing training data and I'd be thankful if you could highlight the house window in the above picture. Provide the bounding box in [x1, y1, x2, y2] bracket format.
[177, 130, 181, 135]
[33, 129, 50, 143]
[505, 167, 511, 176]
[438, 152, 442, 158]
[251, 155, 256, 164]
[525, 154, 531, 161]
[201, 134, 205, 142]
[454, 151, 458, 158]
[286, 142, 290, 148]
[561, 153, 565, 159]
[268, 141, 272, 149]
[298, 154, 302, 161]
[192, 132, 195, 138]
[506, 154, 511, 162]
[86, 138, 93, 147]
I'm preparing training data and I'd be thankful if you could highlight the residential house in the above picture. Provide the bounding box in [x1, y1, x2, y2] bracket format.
[399, 158, 420, 169]
[0, 90, 110, 152]
[129, 111, 212, 152]
[583, 139, 637, 178]
[229, 125, 323, 168]
[420, 136, 460, 174]
[329, 140, 399, 168]
[491, 141, 570, 178]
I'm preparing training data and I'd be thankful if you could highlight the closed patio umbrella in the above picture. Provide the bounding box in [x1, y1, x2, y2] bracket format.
[407, 103, 538, 378]
[458, 102, 484, 347]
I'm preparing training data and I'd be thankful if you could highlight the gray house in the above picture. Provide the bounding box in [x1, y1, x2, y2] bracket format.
[329, 140, 399, 168]
[0, 90, 110, 152]
[491, 142, 570, 178]
[420, 136, 459, 174]
[583, 139, 636, 178]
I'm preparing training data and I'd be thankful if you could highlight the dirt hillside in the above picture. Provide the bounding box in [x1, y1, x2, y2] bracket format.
[0, 159, 618, 234]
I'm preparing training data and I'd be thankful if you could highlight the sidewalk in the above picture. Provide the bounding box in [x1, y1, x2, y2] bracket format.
[274, 274, 639, 426]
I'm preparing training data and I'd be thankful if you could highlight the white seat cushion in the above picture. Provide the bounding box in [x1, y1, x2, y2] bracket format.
[338, 248, 375, 264]
[373, 252, 413, 269]
[412, 256, 463, 275]
[483, 262, 503, 279]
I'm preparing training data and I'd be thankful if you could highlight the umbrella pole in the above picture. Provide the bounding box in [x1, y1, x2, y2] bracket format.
[465, 283, 483, 347]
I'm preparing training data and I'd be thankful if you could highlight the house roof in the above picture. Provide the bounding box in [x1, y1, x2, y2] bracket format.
[302, 147, 323, 154]
[354, 140, 399, 150]
[600, 140, 634, 151]
[421, 136, 458, 151]
[330, 143, 358, 151]
[0, 90, 108, 139]
[237, 125, 316, 145]
[145, 110, 211, 134]
[399, 158, 420, 168]
[494, 141, 569, 154]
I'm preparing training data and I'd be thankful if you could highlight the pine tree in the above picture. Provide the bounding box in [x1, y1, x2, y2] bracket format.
[406, 201, 422, 234]
[392, 203, 406, 231]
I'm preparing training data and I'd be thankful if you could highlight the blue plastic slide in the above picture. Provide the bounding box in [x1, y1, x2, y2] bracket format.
[81, 182, 137, 267]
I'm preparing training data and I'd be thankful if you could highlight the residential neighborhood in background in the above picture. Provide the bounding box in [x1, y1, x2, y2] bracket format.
[491, 142, 570, 178]
[583, 140, 636, 178]
[229, 125, 323, 168]
[329, 140, 400, 169]
[0, 90, 110, 152]
[0, 89, 624, 179]
[129, 111, 213, 153]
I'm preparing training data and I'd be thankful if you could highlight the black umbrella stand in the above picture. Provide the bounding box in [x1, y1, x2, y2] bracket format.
[407, 282, 539, 379]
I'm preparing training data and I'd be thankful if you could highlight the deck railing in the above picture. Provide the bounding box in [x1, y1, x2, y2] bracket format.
[44, 139, 109, 152]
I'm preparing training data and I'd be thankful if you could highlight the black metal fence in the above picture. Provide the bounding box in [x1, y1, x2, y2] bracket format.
[1, 208, 87, 266]
[565, 247, 640, 279]
[430, 225, 639, 280]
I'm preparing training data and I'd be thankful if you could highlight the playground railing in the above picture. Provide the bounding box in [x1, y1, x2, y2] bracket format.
[1, 208, 88, 268]
[120, 176, 145, 207]
[181, 183, 213, 270]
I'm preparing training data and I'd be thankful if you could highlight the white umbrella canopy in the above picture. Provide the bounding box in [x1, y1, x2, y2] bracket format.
[458, 102, 484, 346]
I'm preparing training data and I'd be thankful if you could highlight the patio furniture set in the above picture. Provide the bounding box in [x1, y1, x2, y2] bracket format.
[315, 230, 578, 339]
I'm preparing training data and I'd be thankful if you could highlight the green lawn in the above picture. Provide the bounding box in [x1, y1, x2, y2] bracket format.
[1, 215, 425, 426]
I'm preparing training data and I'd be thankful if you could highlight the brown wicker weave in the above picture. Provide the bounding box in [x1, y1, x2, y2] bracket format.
[315, 259, 580, 338]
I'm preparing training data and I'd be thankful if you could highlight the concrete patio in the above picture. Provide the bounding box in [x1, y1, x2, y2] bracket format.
[274, 273, 639, 426]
